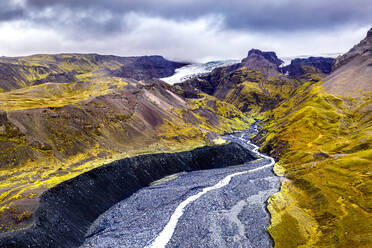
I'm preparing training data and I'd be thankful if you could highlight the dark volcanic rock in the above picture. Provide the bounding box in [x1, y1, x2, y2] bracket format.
[244, 49, 284, 67]
[313, 152, 330, 160]
[281, 57, 335, 78]
[111, 55, 187, 80]
[240, 49, 284, 77]
[173, 49, 285, 100]
[81, 131, 279, 248]
[0, 143, 256, 248]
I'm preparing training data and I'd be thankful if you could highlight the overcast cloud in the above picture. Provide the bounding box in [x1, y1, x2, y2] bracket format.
[0, 0, 371, 62]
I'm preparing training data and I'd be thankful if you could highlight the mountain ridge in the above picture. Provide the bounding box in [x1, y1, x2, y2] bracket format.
[0, 54, 187, 92]
[0, 27, 370, 248]
[169, 30, 371, 247]
[323, 27, 372, 96]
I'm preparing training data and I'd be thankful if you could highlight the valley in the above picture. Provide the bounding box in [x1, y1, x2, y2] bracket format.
[81, 131, 279, 248]
[0, 24, 370, 248]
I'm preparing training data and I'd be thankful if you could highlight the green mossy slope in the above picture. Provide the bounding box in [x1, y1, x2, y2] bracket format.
[256, 82, 371, 247]
[0, 76, 252, 232]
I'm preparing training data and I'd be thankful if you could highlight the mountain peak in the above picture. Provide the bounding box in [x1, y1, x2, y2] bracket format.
[367, 27, 372, 38]
[245, 49, 283, 67]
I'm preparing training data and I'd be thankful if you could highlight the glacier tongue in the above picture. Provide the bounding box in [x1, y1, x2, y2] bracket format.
[160, 60, 239, 85]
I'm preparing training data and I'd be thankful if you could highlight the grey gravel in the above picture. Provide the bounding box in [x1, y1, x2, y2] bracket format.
[81, 131, 281, 248]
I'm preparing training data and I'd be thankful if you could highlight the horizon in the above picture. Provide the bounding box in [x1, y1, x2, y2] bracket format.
[0, 50, 347, 64]
[0, 1, 371, 62]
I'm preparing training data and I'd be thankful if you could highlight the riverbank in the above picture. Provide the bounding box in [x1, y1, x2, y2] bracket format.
[81, 131, 281, 248]
[0, 143, 255, 248]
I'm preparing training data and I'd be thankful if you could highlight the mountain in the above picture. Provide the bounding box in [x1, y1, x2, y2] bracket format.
[252, 36, 371, 246]
[322, 28, 372, 96]
[0, 54, 186, 92]
[280, 57, 335, 80]
[174, 49, 298, 112]
[171, 33, 371, 247]
[0, 28, 370, 248]
[0, 54, 252, 233]
[110, 55, 188, 80]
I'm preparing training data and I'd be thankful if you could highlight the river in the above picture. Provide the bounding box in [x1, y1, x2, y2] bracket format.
[81, 130, 281, 248]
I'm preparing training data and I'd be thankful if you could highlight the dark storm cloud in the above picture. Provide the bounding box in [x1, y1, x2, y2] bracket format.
[0, 0, 370, 61]
[0, 1, 24, 21]
[15, 0, 372, 35]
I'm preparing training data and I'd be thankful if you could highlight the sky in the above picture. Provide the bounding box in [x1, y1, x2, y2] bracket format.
[0, 0, 371, 62]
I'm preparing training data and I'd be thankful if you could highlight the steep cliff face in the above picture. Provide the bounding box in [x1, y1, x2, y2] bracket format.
[241, 49, 284, 76]
[257, 82, 371, 247]
[322, 27, 372, 96]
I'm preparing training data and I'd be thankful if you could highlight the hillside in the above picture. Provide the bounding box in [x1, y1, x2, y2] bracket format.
[0, 54, 187, 92]
[172, 29, 372, 247]
[0, 54, 252, 232]
[258, 30, 372, 247]
[322, 28, 372, 96]
[0, 27, 370, 247]
[259, 83, 371, 247]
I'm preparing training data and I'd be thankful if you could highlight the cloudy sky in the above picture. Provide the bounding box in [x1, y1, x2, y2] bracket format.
[0, 0, 371, 62]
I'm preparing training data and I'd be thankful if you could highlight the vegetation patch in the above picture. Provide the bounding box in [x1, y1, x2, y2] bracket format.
[258, 82, 372, 247]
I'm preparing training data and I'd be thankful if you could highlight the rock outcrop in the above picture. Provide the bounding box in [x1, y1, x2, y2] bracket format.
[242, 49, 284, 76]
[280, 57, 335, 79]
[111, 55, 187, 80]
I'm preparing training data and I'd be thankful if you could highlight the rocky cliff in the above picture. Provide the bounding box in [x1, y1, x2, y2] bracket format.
[173, 49, 299, 113]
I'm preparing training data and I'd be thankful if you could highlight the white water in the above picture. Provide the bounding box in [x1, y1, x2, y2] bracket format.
[146, 133, 275, 248]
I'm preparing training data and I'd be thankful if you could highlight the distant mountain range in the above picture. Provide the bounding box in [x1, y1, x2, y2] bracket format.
[280, 53, 342, 66]
[160, 53, 342, 85]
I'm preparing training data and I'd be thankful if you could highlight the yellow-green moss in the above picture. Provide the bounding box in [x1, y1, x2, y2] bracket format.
[261, 82, 372, 247]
